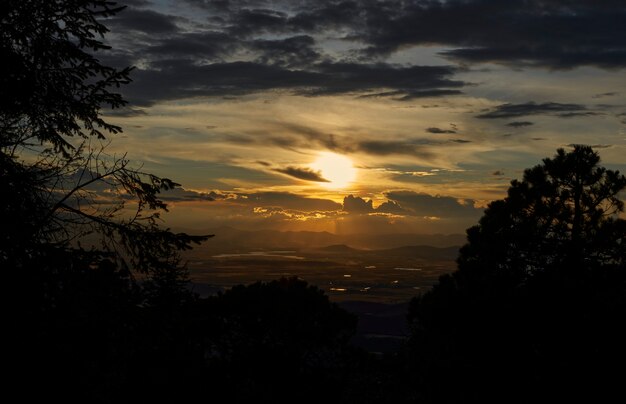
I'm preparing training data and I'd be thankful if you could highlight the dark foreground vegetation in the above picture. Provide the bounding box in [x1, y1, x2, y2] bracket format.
[2, 2, 625, 403]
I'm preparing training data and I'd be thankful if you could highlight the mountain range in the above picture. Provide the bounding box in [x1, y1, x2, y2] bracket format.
[184, 226, 466, 256]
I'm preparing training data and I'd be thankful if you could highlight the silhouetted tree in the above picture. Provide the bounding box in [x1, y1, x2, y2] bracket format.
[458, 145, 625, 284]
[1, 0, 208, 273]
[200, 277, 358, 403]
[1, 2, 210, 401]
[408, 146, 626, 404]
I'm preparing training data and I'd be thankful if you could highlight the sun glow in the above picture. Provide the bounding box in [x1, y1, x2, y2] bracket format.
[310, 152, 357, 189]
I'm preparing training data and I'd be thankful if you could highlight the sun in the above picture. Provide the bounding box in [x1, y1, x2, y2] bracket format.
[310, 152, 357, 189]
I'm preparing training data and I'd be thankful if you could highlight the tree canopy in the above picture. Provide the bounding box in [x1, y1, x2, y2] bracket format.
[2, 3, 210, 399]
[1, 0, 209, 274]
[408, 146, 626, 403]
[458, 145, 625, 286]
[1, 0, 130, 154]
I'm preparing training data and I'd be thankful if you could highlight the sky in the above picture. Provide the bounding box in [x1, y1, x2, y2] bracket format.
[100, 0, 626, 235]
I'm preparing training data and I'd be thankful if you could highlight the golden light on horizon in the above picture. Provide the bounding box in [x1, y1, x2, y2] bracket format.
[310, 152, 357, 189]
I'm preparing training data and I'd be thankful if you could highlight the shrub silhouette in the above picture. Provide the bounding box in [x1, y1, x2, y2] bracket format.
[199, 277, 358, 403]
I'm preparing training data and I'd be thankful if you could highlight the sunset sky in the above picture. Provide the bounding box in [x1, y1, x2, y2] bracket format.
[101, 0, 626, 235]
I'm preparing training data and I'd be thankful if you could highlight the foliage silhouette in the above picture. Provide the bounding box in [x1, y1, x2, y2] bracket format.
[1, 0, 130, 154]
[408, 146, 626, 403]
[197, 277, 359, 403]
[457, 145, 625, 282]
[1, 0, 209, 274]
[1, 2, 210, 401]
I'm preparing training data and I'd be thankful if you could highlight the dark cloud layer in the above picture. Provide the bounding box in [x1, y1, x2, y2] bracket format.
[104, 1, 626, 105]
[215, 123, 441, 158]
[593, 92, 619, 99]
[355, 140, 434, 158]
[343, 195, 374, 214]
[375, 200, 409, 215]
[238, 192, 342, 212]
[160, 187, 215, 202]
[427, 127, 456, 134]
[477, 102, 592, 119]
[251, 35, 321, 67]
[102, 107, 147, 117]
[384, 191, 481, 218]
[186, 0, 626, 70]
[506, 121, 534, 128]
[359, 0, 626, 69]
[273, 166, 329, 182]
[340, 193, 481, 220]
[107, 7, 180, 33]
[144, 31, 235, 59]
[126, 60, 464, 105]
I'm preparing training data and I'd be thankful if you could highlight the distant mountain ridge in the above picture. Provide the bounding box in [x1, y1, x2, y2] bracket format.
[316, 244, 361, 253]
[183, 226, 466, 256]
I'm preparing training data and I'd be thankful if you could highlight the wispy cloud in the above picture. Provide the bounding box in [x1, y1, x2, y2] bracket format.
[273, 166, 329, 182]
[506, 121, 534, 128]
[476, 102, 592, 119]
[427, 127, 457, 134]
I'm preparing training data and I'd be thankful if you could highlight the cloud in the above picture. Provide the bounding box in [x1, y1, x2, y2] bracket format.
[273, 166, 329, 182]
[300, 62, 464, 98]
[566, 144, 612, 149]
[125, 60, 465, 105]
[355, 140, 434, 158]
[166, 188, 482, 233]
[181, 1, 626, 70]
[119, 0, 152, 7]
[59, 169, 217, 205]
[106, 1, 626, 109]
[342, 195, 374, 214]
[384, 191, 482, 219]
[107, 7, 180, 33]
[359, 89, 463, 100]
[145, 31, 237, 60]
[476, 102, 591, 119]
[556, 112, 604, 118]
[361, 0, 626, 69]
[102, 107, 148, 117]
[338, 191, 482, 221]
[102, 4, 468, 105]
[160, 187, 215, 202]
[593, 92, 619, 99]
[236, 192, 342, 212]
[227, 123, 441, 158]
[227, 8, 290, 36]
[394, 89, 463, 100]
[375, 200, 409, 215]
[251, 35, 321, 67]
[106, 1, 626, 107]
[427, 127, 456, 134]
[506, 121, 534, 128]
[205, 191, 235, 200]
